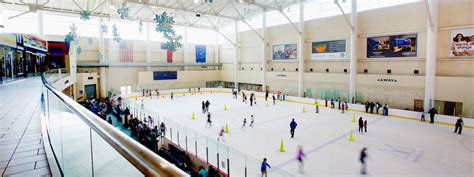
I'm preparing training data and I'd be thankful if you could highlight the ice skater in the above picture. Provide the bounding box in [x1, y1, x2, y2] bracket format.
[364, 119, 368, 133]
[358, 117, 364, 134]
[272, 95, 276, 105]
[206, 112, 212, 127]
[160, 122, 166, 137]
[265, 90, 269, 101]
[341, 101, 345, 113]
[296, 145, 306, 174]
[141, 100, 144, 110]
[454, 117, 464, 134]
[360, 147, 368, 175]
[171, 92, 174, 100]
[202, 101, 206, 114]
[421, 112, 425, 122]
[260, 158, 271, 177]
[250, 94, 254, 106]
[290, 118, 297, 138]
[242, 118, 247, 127]
[429, 107, 437, 124]
[218, 127, 225, 142]
[250, 115, 255, 127]
[205, 100, 210, 112]
[315, 101, 319, 113]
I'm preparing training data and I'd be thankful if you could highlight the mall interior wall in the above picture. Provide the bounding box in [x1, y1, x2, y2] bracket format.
[218, 0, 474, 117]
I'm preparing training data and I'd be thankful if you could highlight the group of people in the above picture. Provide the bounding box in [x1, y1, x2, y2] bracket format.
[242, 115, 255, 128]
[142, 89, 158, 98]
[241, 91, 258, 106]
[364, 101, 389, 116]
[358, 117, 368, 133]
[422, 107, 465, 134]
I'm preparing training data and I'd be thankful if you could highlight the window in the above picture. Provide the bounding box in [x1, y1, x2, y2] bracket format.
[120, 85, 132, 95]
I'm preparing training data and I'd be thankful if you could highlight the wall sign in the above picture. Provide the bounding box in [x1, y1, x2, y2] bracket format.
[23, 34, 48, 52]
[272, 43, 297, 60]
[449, 28, 474, 57]
[153, 71, 177, 80]
[195, 45, 206, 63]
[377, 78, 398, 83]
[311, 39, 346, 59]
[367, 34, 417, 58]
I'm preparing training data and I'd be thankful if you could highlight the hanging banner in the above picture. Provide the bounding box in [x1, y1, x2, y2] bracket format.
[23, 34, 48, 52]
[272, 43, 297, 60]
[0, 33, 17, 48]
[153, 71, 177, 80]
[311, 39, 346, 59]
[196, 45, 206, 63]
[167, 49, 173, 63]
[449, 28, 474, 57]
[367, 33, 417, 58]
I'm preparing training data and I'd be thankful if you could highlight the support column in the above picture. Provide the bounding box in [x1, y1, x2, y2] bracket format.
[424, 0, 438, 112]
[0, 2, 4, 29]
[297, 0, 305, 97]
[349, 0, 358, 103]
[234, 21, 239, 90]
[37, 10, 44, 38]
[262, 9, 267, 92]
[184, 26, 189, 71]
[146, 22, 152, 71]
[99, 18, 107, 97]
[214, 31, 219, 71]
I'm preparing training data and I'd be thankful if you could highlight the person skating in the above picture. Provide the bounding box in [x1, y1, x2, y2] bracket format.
[250, 93, 254, 106]
[272, 95, 276, 105]
[454, 117, 464, 134]
[365, 101, 369, 113]
[207, 112, 212, 127]
[315, 101, 319, 113]
[376, 102, 381, 114]
[242, 118, 247, 127]
[290, 118, 297, 138]
[421, 112, 426, 122]
[202, 101, 206, 114]
[265, 90, 269, 101]
[218, 127, 225, 142]
[296, 145, 306, 174]
[358, 117, 364, 134]
[160, 122, 166, 136]
[341, 101, 345, 113]
[260, 158, 271, 177]
[171, 92, 174, 100]
[364, 119, 368, 133]
[250, 115, 255, 127]
[429, 107, 437, 124]
[360, 147, 368, 175]
[338, 98, 341, 110]
[369, 102, 375, 114]
[205, 100, 210, 112]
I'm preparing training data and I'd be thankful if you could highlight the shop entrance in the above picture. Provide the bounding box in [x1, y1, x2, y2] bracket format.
[414, 99, 463, 116]
[84, 84, 97, 100]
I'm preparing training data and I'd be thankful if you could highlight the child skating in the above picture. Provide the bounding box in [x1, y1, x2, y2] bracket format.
[218, 127, 225, 142]
[206, 112, 212, 127]
[242, 118, 247, 127]
[250, 115, 255, 127]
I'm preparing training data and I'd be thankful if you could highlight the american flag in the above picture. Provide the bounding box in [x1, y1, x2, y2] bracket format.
[119, 40, 133, 62]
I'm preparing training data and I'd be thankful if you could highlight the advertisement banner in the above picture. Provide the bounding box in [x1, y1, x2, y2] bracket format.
[153, 71, 177, 80]
[0, 33, 17, 48]
[367, 33, 417, 58]
[23, 34, 48, 52]
[449, 28, 474, 57]
[167, 49, 173, 63]
[272, 43, 297, 60]
[311, 40, 346, 59]
[195, 45, 206, 63]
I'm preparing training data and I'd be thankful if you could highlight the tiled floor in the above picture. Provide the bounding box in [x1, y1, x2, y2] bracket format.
[0, 78, 51, 176]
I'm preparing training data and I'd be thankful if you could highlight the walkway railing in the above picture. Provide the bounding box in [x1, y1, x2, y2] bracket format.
[40, 74, 188, 177]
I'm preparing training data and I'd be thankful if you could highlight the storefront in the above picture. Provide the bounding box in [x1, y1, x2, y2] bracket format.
[21, 34, 48, 76]
[0, 32, 18, 82]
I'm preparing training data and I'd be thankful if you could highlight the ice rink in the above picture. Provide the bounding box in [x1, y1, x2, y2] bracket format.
[128, 91, 473, 176]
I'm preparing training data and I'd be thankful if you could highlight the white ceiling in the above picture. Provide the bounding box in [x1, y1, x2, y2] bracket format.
[2, 0, 296, 29]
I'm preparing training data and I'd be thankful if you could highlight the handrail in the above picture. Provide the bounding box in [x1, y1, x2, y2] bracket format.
[41, 74, 189, 177]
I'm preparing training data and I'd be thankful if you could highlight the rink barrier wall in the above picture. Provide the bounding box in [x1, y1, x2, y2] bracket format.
[121, 88, 474, 129]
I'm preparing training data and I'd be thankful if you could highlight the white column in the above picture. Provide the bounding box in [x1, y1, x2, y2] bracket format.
[424, 0, 438, 112]
[214, 31, 219, 71]
[146, 22, 152, 71]
[184, 26, 189, 71]
[262, 9, 267, 92]
[349, 0, 358, 103]
[99, 18, 107, 97]
[37, 10, 44, 38]
[0, 2, 4, 29]
[234, 20, 239, 89]
[297, 0, 305, 97]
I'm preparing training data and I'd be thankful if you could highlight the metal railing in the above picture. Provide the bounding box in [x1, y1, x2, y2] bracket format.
[40, 74, 188, 177]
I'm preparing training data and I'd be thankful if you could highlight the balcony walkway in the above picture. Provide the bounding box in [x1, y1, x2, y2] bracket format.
[0, 78, 51, 176]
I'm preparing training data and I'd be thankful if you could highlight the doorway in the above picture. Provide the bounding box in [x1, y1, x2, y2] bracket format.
[84, 84, 97, 100]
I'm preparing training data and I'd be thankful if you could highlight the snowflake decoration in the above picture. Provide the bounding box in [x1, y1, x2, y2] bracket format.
[77, 46, 82, 55]
[112, 24, 121, 43]
[64, 23, 78, 43]
[101, 24, 108, 34]
[117, 3, 129, 19]
[154, 12, 182, 52]
[139, 20, 143, 33]
[79, 10, 91, 21]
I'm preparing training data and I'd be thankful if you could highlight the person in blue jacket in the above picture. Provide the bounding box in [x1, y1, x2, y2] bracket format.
[261, 158, 271, 177]
[290, 118, 297, 138]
